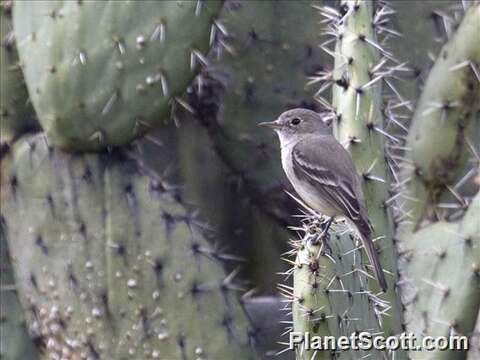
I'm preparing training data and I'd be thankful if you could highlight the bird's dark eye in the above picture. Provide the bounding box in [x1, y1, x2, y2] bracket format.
[291, 118, 301, 125]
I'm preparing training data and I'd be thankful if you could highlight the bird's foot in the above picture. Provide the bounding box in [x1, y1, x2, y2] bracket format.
[308, 217, 333, 245]
[319, 217, 333, 237]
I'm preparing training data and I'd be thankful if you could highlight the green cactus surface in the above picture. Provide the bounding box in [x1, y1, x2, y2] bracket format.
[401, 190, 480, 360]
[1, 133, 258, 359]
[2, 2, 480, 359]
[467, 311, 480, 360]
[398, 4, 480, 232]
[163, 0, 327, 293]
[186, 0, 325, 225]
[13, 0, 222, 151]
[290, 219, 385, 360]
[0, 219, 40, 360]
[0, 1, 38, 145]
[322, 0, 403, 339]
[395, 5, 480, 360]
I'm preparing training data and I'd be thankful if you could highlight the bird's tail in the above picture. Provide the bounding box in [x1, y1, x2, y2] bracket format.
[356, 220, 388, 292]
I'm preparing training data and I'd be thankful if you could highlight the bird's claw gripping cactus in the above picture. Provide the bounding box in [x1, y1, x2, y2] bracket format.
[1, 134, 258, 359]
[13, 0, 222, 151]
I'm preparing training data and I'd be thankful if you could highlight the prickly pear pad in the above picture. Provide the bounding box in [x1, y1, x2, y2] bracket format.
[13, 1, 222, 151]
[1, 134, 257, 359]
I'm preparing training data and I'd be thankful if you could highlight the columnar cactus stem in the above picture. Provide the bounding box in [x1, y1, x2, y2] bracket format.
[291, 235, 334, 360]
[398, 4, 480, 234]
[324, 0, 403, 340]
[290, 219, 385, 359]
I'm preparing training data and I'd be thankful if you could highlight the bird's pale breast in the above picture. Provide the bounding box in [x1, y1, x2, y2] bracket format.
[281, 142, 341, 217]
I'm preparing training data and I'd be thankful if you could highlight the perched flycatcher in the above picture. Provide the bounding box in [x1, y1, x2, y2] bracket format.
[259, 108, 387, 292]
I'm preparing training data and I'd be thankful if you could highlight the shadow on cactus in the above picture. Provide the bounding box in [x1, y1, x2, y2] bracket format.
[182, 0, 327, 226]
[0, 1, 39, 146]
[1, 218, 40, 359]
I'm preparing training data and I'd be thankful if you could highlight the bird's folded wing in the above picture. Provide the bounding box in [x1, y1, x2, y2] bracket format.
[291, 138, 362, 221]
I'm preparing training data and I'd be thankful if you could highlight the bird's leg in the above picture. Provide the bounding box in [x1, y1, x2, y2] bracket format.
[309, 217, 334, 246]
[312, 217, 333, 255]
[310, 217, 333, 246]
[322, 217, 334, 234]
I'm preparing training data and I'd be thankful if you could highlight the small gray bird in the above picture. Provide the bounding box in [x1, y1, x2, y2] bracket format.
[259, 108, 387, 292]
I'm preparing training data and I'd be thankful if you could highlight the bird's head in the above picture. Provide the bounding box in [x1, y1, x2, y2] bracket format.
[258, 108, 332, 143]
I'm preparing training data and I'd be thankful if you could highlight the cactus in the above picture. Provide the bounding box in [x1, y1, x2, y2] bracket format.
[400, 191, 480, 360]
[174, 123, 285, 292]
[397, 4, 480, 233]
[1, 219, 40, 360]
[2, 1, 480, 359]
[292, 2, 479, 360]
[185, 0, 325, 225]
[0, 1, 38, 146]
[243, 296, 291, 359]
[1, 134, 258, 359]
[467, 311, 480, 360]
[13, 1, 222, 151]
[396, 5, 480, 360]
[288, 219, 385, 359]
[314, 0, 404, 340]
[157, 0, 328, 293]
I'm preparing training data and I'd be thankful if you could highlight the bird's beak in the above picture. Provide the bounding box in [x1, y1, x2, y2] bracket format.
[257, 120, 282, 129]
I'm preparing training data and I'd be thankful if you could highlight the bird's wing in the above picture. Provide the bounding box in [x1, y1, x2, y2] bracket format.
[291, 135, 363, 221]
